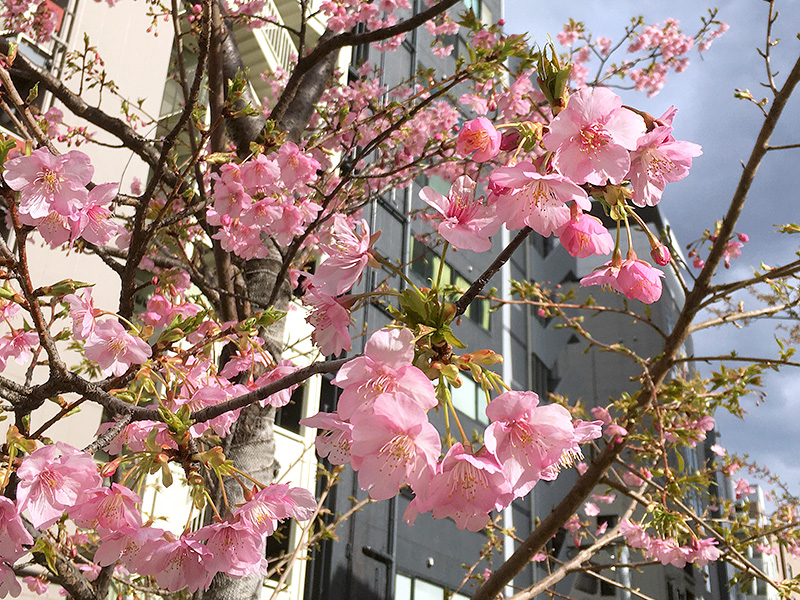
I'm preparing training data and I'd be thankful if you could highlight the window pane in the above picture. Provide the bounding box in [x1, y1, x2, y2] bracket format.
[574, 572, 598, 594]
[415, 579, 444, 600]
[395, 574, 412, 600]
[451, 377, 477, 420]
[476, 387, 489, 424]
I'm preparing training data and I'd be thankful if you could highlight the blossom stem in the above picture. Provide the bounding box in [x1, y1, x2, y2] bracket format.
[372, 252, 424, 295]
[446, 393, 472, 451]
[216, 468, 231, 513]
[230, 466, 268, 490]
[435, 242, 450, 290]
[623, 215, 635, 257]
[204, 490, 222, 520]
[439, 377, 454, 447]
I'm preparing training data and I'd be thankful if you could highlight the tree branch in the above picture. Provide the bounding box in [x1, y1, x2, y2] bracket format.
[0, 39, 160, 167]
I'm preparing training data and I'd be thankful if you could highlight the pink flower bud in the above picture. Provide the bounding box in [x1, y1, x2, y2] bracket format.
[692, 257, 705, 269]
[737, 233, 749, 243]
[499, 130, 520, 151]
[650, 244, 671, 266]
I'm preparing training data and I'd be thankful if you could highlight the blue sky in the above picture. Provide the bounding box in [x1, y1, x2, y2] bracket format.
[504, 0, 800, 490]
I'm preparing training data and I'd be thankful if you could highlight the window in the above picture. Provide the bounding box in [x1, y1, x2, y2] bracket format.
[462, 0, 481, 18]
[450, 375, 489, 424]
[395, 574, 469, 600]
[531, 352, 551, 400]
[274, 384, 305, 435]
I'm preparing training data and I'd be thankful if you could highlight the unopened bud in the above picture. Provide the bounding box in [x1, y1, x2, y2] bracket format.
[468, 349, 503, 366]
[499, 130, 520, 152]
[650, 245, 671, 266]
[99, 457, 123, 477]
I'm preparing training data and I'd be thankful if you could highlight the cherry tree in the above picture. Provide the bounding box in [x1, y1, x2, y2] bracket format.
[0, 0, 798, 599]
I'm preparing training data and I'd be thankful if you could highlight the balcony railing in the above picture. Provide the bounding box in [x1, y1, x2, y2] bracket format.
[250, 0, 296, 72]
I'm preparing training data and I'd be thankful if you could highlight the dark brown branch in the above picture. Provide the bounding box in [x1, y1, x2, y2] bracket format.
[68, 357, 350, 424]
[269, 0, 461, 127]
[455, 228, 532, 316]
[0, 40, 160, 167]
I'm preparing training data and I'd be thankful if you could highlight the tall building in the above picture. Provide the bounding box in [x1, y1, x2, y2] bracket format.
[2, 2, 733, 600]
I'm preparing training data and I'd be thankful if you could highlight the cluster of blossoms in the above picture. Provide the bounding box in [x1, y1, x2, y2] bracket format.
[209, 142, 323, 259]
[557, 17, 728, 96]
[2, 149, 122, 250]
[302, 327, 602, 531]
[430, 86, 701, 304]
[320, 0, 407, 34]
[688, 227, 749, 270]
[3, 442, 315, 594]
[63, 288, 152, 377]
[619, 519, 721, 568]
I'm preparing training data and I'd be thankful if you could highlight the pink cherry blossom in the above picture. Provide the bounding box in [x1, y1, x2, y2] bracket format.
[484, 391, 577, 497]
[64, 288, 100, 340]
[591, 493, 616, 504]
[0, 330, 38, 371]
[16, 443, 101, 529]
[277, 141, 321, 191]
[409, 443, 513, 532]
[0, 564, 20, 598]
[300, 411, 354, 465]
[688, 538, 720, 567]
[543, 87, 646, 185]
[581, 255, 664, 304]
[420, 176, 499, 252]
[191, 519, 266, 578]
[253, 360, 298, 408]
[313, 215, 374, 296]
[619, 518, 651, 549]
[616, 258, 664, 303]
[628, 125, 702, 207]
[74, 182, 121, 245]
[723, 239, 743, 268]
[23, 576, 48, 595]
[97, 419, 175, 454]
[710, 444, 726, 457]
[235, 483, 316, 536]
[303, 287, 352, 356]
[456, 117, 501, 162]
[735, 478, 755, 499]
[583, 501, 600, 517]
[556, 211, 614, 258]
[333, 328, 436, 419]
[650, 244, 671, 265]
[69, 483, 142, 538]
[489, 162, 590, 237]
[651, 538, 691, 568]
[349, 395, 441, 500]
[137, 534, 214, 593]
[84, 319, 152, 377]
[94, 526, 166, 569]
[590, 406, 611, 425]
[0, 497, 33, 562]
[3, 148, 93, 218]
